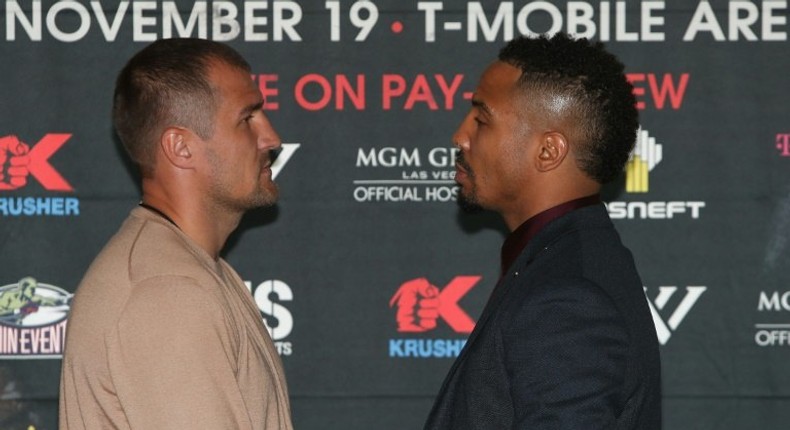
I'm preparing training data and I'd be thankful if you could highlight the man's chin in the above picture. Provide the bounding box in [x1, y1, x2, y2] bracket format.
[244, 184, 279, 210]
[457, 192, 484, 214]
[256, 189, 279, 208]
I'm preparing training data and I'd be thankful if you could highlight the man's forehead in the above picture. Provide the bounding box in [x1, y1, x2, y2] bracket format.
[208, 60, 250, 87]
[207, 60, 260, 104]
[479, 61, 521, 90]
[473, 61, 523, 110]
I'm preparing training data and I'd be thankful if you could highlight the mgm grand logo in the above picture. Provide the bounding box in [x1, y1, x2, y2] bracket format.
[0, 276, 72, 358]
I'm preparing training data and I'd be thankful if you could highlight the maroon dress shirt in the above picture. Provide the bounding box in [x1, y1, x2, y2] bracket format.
[500, 194, 601, 276]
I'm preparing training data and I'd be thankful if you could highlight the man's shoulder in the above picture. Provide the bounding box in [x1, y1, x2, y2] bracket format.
[524, 204, 619, 257]
[539, 205, 633, 267]
[127, 220, 216, 284]
[90, 210, 217, 280]
[503, 206, 642, 310]
[506, 270, 616, 309]
[74, 211, 224, 314]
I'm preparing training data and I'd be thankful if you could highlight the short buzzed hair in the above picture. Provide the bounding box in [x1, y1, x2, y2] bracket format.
[112, 38, 251, 172]
[499, 33, 639, 184]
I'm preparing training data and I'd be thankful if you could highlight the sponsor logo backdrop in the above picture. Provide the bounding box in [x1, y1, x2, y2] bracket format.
[1, 1, 789, 428]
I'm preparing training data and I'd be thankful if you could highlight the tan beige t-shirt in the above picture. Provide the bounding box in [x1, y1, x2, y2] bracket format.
[59, 208, 293, 430]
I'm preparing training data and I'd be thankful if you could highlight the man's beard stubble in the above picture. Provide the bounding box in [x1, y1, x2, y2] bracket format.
[207, 148, 279, 213]
[455, 151, 484, 214]
[457, 193, 484, 214]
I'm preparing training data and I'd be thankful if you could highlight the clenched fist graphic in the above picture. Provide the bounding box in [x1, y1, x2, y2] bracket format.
[389, 278, 441, 332]
[0, 136, 31, 190]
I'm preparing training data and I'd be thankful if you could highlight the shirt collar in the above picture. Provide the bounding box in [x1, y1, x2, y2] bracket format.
[500, 194, 601, 276]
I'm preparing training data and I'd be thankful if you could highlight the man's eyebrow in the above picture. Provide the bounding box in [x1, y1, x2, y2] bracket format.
[240, 101, 264, 117]
[471, 99, 492, 116]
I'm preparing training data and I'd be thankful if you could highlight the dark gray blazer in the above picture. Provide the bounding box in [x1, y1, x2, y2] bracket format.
[424, 204, 661, 430]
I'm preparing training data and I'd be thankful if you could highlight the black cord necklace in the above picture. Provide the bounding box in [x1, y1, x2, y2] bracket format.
[138, 202, 180, 229]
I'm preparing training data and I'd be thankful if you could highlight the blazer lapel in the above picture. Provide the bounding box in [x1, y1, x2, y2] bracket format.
[430, 232, 550, 402]
[462, 204, 612, 352]
[429, 205, 611, 413]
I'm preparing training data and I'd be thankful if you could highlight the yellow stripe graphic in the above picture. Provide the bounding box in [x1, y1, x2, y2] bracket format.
[626, 156, 649, 193]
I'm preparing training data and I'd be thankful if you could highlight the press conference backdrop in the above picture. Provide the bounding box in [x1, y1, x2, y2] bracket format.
[1, 0, 789, 428]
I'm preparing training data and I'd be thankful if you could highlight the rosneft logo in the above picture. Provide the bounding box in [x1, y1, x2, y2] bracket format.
[606, 128, 705, 220]
[625, 128, 662, 193]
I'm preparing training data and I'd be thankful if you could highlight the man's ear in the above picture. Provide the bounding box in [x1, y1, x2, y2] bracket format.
[535, 131, 569, 172]
[159, 127, 196, 169]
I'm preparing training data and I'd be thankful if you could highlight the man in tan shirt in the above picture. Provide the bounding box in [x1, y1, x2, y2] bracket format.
[59, 38, 293, 430]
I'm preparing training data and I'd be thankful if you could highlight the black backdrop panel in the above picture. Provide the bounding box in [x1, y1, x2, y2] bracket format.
[2, 1, 790, 429]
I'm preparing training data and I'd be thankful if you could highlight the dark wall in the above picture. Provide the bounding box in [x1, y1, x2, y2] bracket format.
[1, 1, 789, 429]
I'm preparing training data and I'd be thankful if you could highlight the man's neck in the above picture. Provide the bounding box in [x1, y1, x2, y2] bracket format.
[501, 184, 601, 231]
[500, 192, 595, 232]
[180, 208, 241, 260]
[141, 187, 240, 260]
[499, 193, 600, 276]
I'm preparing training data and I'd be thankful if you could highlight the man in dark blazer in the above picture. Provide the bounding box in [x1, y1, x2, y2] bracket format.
[424, 34, 661, 430]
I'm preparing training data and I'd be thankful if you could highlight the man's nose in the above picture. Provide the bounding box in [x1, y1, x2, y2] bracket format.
[257, 116, 281, 151]
[452, 116, 472, 151]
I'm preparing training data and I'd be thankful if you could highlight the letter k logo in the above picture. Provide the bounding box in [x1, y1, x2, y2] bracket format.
[0, 134, 73, 191]
[390, 276, 480, 334]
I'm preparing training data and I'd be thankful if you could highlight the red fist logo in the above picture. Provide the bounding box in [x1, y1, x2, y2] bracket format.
[389, 278, 441, 332]
[0, 134, 73, 192]
[0, 136, 31, 190]
[390, 276, 481, 334]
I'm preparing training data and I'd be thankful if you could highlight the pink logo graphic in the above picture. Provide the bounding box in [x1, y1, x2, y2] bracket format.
[0, 134, 73, 191]
[389, 276, 480, 333]
[776, 133, 790, 157]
